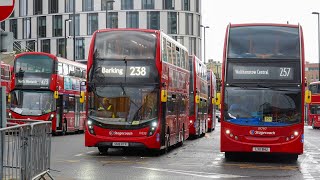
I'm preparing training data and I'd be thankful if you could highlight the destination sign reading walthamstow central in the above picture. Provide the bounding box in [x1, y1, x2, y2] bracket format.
[232, 65, 294, 80]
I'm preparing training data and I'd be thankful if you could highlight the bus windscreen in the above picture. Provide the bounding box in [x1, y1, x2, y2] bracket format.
[228, 26, 300, 59]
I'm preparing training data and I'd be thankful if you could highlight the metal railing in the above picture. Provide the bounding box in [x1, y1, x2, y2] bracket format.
[0, 121, 54, 180]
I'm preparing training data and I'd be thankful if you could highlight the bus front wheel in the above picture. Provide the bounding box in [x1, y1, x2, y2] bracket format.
[98, 147, 109, 154]
[312, 119, 316, 129]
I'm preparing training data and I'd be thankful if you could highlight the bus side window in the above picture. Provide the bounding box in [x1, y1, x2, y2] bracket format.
[58, 63, 63, 75]
[180, 49, 185, 69]
[167, 41, 172, 64]
[69, 65, 75, 76]
[75, 67, 80, 77]
[63, 64, 69, 76]
[176, 46, 181, 67]
[172, 44, 177, 66]
[83, 70, 87, 79]
[162, 38, 168, 62]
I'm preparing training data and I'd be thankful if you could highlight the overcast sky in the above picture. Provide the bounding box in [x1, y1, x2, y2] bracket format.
[202, 0, 320, 63]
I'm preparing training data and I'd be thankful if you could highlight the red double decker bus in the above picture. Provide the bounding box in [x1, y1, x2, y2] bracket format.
[9, 52, 87, 134]
[307, 82, 320, 129]
[219, 23, 311, 160]
[85, 29, 190, 153]
[207, 70, 217, 132]
[188, 55, 208, 137]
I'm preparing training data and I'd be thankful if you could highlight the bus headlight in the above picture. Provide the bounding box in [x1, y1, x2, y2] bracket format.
[8, 112, 12, 118]
[87, 120, 95, 135]
[148, 121, 158, 136]
[48, 114, 54, 121]
[151, 121, 157, 127]
[226, 129, 231, 135]
[88, 120, 93, 125]
[294, 131, 299, 136]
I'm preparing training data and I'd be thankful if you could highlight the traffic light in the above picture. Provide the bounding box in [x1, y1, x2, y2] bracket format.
[0, 31, 13, 53]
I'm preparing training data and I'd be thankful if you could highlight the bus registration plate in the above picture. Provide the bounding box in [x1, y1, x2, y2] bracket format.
[112, 142, 129, 147]
[253, 147, 270, 152]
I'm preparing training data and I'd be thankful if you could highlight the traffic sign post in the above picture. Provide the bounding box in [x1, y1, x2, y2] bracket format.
[0, 0, 15, 22]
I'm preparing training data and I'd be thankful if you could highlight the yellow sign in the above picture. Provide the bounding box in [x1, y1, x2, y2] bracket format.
[132, 121, 140, 125]
[264, 116, 272, 122]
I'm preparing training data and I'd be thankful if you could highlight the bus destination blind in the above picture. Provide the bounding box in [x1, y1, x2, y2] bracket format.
[232, 65, 294, 80]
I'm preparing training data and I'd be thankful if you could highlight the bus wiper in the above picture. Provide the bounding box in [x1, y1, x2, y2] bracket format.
[123, 56, 127, 83]
[226, 84, 246, 88]
[256, 84, 288, 91]
[119, 83, 139, 109]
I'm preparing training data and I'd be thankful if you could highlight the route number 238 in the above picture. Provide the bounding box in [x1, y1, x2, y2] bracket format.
[130, 67, 147, 76]
[280, 68, 291, 77]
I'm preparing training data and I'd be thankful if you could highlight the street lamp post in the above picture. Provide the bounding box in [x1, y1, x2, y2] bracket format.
[106, 0, 115, 28]
[64, 19, 72, 58]
[200, 25, 210, 63]
[312, 12, 320, 80]
[36, 16, 39, 51]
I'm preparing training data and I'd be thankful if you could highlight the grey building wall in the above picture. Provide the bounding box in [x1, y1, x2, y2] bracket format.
[1, 0, 202, 63]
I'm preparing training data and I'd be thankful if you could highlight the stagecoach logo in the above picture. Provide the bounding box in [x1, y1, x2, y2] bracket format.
[249, 130, 276, 136]
[102, 67, 124, 75]
[109, 130, 133, 136]
[249, 130, 255, 135]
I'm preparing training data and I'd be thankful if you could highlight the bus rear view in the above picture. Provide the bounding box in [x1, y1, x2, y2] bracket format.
[220, 24, 310, 160]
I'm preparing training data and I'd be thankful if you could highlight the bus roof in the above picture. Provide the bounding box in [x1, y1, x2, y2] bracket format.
[15, 52, 57, 60]
[14, 52, 86, 69]
[57, 57, 86, 69]
[93, 28, 188, 52]
[229, 23, 299, 28]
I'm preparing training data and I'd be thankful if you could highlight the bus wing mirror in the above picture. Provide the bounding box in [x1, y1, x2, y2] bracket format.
[215, 93, 221, 106]
[80, 91, 85, 104]
[161, 90, 167, 102]
[195, 95, 200, 104]
[305, 90, 311, 104]
[54, 91, 59, 99]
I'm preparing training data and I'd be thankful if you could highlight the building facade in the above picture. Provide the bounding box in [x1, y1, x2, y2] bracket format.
[305, 62, 319, 84]
[0, 0, 202, 63]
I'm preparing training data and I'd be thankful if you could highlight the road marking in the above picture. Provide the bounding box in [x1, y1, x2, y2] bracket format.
[134, 166, 248, 178]
[86, 151, 96, 154]
[100, 160, 147, 165]
[65, 160, 81, 163]
[74, 153, 84, 157]
[224, 163, 298, 171]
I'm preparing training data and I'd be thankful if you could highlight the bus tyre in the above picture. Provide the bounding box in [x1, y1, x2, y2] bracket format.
[98, 147, 109, 154]
[62, 120, 67, 135]
[288, 154, 298, 162]
[312, 119, 316, 129]
[225, 152, 235, 161]
[165, 131, 170, 153]
[180, 127, 185, 146]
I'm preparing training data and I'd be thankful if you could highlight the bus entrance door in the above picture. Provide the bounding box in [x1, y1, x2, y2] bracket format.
[74, 97, 80, 131]
[56, 95, 64, 132]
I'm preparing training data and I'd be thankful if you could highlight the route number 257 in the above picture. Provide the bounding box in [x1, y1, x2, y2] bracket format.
[280, 68, 291, 77]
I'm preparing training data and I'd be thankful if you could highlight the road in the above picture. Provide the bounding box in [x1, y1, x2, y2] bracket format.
[50, 123, 320, 180]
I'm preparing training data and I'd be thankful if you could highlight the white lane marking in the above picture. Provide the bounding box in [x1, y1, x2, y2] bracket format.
[74, 151, 96, 157]
[134, 166, 247, 179]
[300, 140, 316, 180]
[86, 151, 96, 154]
